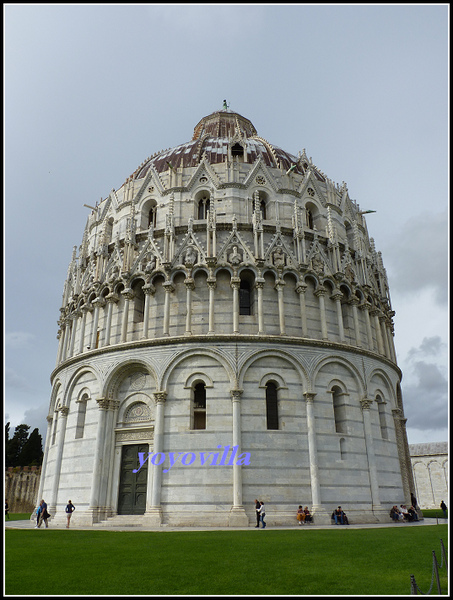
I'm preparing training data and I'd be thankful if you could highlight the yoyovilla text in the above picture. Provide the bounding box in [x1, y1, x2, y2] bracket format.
[133, 445, 251, 474]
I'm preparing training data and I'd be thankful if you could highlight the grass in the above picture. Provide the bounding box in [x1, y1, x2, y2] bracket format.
[5, 525, 448, 595]
[422, 509, 448, 519]
[5, 512, 32, 521]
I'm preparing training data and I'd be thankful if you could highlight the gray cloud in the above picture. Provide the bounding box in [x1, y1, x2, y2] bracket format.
[407, 335, 447, 359]
[383, 211, 448, 304]
[402, 362, 448, 432]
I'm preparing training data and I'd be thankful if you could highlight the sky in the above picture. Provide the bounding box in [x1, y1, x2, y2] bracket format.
[4, 4, 449, 448]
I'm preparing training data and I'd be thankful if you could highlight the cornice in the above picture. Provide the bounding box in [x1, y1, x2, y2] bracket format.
[50, 333, 401, 383]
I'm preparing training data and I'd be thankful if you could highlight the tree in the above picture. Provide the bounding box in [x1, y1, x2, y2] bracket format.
[17, 428, 43, 466]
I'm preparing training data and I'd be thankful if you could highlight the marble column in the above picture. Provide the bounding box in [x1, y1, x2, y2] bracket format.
[296, 282, 309, 338]
[78, 304, 91, 354]
[304, 392, 328, 521]
[207, 277, 216, 334]
[120, 289, 134, 343]
[89, 398, 110, 522]
[331, 289, 345, 342]
[228, 389, 248, 526]
[362, 301, 375, 351]
[315, 286, 328, 340]
[162, 282, 174, 336]
[104, 293, 118, 346]
[36, 416, 53, 505]
[392, 408, 413, 505]
[184, 277, 195, 335]
[275, 279, 286, 335]
[360, 398, 382, 512]
[255, 279, 265, 334]
[231, 277, 240, 334]
[147, 391, 167, 525]
[68, 313, 78, 357]
[90, 297, 105, 349]
[49, 406, 69, 516]
[142, 284, 155, 339]
[350, 297, 362, 347]
[371, 309, 385, 355]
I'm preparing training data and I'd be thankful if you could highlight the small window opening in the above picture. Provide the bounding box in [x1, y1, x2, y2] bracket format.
[231, 143, 244, 161]
[266, 381, 279, 430]
[197, 196, 210, 219]
[192, 382, 206, 430]
[75, 395, 88, 439]
[239, 280, 252, 315]
[332, 386, 347, 434]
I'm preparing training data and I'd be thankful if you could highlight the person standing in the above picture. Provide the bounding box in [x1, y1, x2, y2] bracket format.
[65, 500, 75, 528]
[5, 499, 10, 520]
[254, 499, 261, 528]
[36, 499, 50, 528]
[35, 501, 43, 528]
[440, 500, 447, 518]
[259, 501, 266, 529]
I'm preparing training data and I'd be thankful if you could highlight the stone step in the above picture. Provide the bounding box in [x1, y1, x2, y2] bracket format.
[94, 514, 145, 527]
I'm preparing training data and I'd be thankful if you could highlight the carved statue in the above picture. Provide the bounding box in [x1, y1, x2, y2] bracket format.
[184, 245, 197, 266]
[228, 245, 242, 266]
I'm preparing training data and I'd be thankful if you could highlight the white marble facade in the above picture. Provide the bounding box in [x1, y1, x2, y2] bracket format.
[410, 443, 448, 510]
[39, 108, 414, 526]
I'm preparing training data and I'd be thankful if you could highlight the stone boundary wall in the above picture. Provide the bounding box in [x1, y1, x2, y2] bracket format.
[5, 467, 41, 513]
[410, 442, 448, 510]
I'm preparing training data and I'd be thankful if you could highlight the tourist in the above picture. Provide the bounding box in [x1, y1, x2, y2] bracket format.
[254, 499, 261, 528]
[5, 499, 9, 520]
[65, 500, 75, 528]
[390, 505, 400, 521]
[303, 506, 312, 523]
[296, 505, 305, 525]
[259, 501, 266, 528]
[36, 499, 50, 528]
[440, 500, 447, 518]
[333, 506, 344, 525]
[400, 505, 410, 521]
[408, 506, 418, 521]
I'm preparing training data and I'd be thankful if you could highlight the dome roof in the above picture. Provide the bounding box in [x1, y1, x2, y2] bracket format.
[130, 108, 325, 182]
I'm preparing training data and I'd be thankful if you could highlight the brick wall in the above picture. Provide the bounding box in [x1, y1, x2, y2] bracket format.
[5, 467, 41, 513]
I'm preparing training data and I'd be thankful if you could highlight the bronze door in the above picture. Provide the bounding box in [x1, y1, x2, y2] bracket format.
[117, 444, 148, 515]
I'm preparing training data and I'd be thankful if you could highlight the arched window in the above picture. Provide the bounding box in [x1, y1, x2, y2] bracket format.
[132, 280, 145, 323]
[75, 394, 88, 439]
[376, 395, 388, 439]
[192, 382, 206, 430]
[265, 381, 279, 430]
[197, 194, 210, 219]
[239, 280, 251, 315]
[231, 143, 244, 161]
[332, 386, 347, 434]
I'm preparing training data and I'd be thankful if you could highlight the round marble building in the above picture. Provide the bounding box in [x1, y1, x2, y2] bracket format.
[40, 106, 415, 526]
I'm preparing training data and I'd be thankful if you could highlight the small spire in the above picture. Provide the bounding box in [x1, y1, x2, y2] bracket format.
[223, 99, 228, 110]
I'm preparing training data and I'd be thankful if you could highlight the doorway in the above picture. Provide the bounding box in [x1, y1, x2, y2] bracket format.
[117, 444, 148, 515]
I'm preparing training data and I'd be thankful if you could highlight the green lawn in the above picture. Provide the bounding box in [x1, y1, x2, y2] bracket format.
[5, 525, 448, 595]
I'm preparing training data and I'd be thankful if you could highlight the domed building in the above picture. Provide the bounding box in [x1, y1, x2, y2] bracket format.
[39, 105, 415, 526]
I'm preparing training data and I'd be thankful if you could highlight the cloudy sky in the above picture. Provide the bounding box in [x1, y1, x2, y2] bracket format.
[5, 4, 448, 447]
